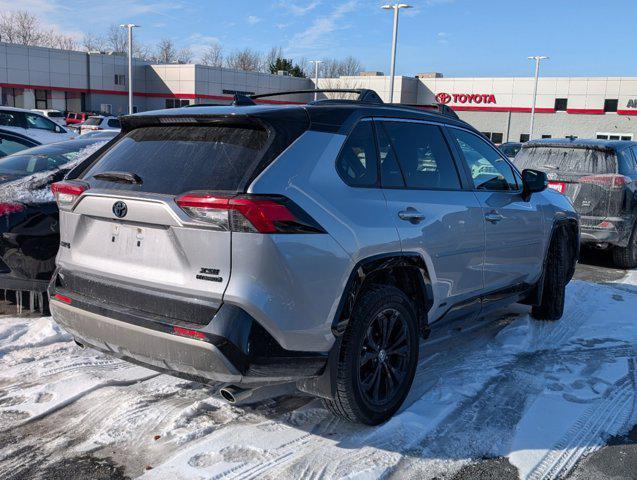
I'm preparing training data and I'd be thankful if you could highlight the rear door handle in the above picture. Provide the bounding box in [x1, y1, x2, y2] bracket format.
[398, 207, 426, 224]
[485, 211, 504, 224]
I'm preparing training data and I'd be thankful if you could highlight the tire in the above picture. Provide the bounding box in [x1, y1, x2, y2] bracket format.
[612, 222, 637, 269]
[323, 284, 419, 425]
[532, 227, 569, 321]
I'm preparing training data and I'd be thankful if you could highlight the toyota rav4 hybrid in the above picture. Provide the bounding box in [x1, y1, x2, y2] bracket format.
[48, 90, 579, 425]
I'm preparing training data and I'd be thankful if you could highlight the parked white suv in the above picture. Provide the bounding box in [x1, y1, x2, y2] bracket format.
[0, 107, 75, 144]
[79, 116, 121, 135]
[31, 109, 67, 126]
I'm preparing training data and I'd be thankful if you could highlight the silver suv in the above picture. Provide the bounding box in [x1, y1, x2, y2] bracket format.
[48, 90, 579, 425]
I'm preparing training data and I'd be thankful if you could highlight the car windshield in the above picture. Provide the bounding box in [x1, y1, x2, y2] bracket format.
[84, 117, 103, 125]
[515, 146, 617, 174]
[501, 144, 521, 158]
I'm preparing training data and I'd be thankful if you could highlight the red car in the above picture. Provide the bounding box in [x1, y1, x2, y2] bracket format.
[65, 112, 89, 125]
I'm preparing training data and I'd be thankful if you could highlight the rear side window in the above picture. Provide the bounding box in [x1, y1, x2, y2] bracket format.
[107, 119, 120, 128]
[514, 146, 617, 174]
[0, 111, 23, 127]
[336, 121, 378, 187]
[381, 121, 461, 190]
[82, 126, 269, 195]
[84, 117, 103, 126]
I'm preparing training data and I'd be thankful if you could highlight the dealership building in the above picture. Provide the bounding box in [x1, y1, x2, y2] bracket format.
[2, 41, 637, 143]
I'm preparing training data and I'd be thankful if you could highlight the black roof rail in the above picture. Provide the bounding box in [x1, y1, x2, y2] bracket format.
[250, 89, 384, 105]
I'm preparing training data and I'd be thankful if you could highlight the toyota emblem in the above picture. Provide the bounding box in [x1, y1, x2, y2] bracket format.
[112, 201, 128, 218]
[436, 92, 452, 105]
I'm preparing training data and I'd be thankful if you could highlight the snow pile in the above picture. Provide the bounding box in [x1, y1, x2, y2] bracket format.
[0, 272, 636, 479]
[0, 141, 106, 204]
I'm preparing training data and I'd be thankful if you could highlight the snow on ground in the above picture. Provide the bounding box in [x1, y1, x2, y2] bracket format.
[0, 273, 636, 479]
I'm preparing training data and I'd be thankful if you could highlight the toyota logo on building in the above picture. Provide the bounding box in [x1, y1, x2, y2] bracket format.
[436, 92, 452, 104]
[112, 201, 128, 218]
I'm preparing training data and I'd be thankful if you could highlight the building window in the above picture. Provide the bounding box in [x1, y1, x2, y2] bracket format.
[133, 106, 138, 113]
[1, 88, 25, 108]
[604, 99, 618, 113]
[554, 98, 567, 111]
[520, 134, 530, 142]
[479, 132, 504, 144]
[100, 104, 112, 114]
[165, 99, 190, 108]
[541, 134, 552, 139]
[596, 132, 633, 140]
[490, 132, 503, 144]
[34, 89, 49, 109]
[114, 74, 126, 86]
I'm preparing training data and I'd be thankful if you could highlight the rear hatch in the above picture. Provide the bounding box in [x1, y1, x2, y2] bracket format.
[54, 111, 309, 325]
[515, 145, 619, 221]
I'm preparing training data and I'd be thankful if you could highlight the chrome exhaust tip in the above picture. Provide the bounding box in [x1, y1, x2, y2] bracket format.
[219, 386, 252, 404]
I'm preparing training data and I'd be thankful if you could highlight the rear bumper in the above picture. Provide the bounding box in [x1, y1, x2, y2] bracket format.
[51, 300, 244, 383]
[580, 216, 634, 247]
[48, 271, 328, 386]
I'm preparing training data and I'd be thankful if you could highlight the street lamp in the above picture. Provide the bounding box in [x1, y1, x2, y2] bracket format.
[528, 55, 548, 140]
[382, 3, 411, 103]
[309, 60, 323, 101]
[120, 23, 140, 115]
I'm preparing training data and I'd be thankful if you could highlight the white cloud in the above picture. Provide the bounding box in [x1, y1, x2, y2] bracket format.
[437, 31, 450, 44]
[283, 0, 321, 16]
[290, 0, 357, 51]
[247, 15, 261, 25]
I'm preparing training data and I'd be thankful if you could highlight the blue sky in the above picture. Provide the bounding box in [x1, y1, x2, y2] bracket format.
[6, 0, 637, 77]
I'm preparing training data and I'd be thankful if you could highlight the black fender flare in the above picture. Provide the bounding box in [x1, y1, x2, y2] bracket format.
[297, 252, 433, 400]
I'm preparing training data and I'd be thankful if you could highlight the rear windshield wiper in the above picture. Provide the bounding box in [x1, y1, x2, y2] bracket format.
[92, 171, 143, 185]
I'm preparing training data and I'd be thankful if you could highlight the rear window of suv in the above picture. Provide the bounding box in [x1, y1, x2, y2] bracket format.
[84, 117, 103, 126]
[81, 126, 269, 194]
[515, 146, 617, 174]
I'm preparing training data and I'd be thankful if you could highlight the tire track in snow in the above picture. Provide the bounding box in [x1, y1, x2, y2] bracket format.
[527, 358, 637, 480]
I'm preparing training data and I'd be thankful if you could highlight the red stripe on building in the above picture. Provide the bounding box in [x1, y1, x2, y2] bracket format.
[450, 105, 555, 113]
[566, 108, 605, 115]
[1, 82, 89, 93]
[617, 110, 637, 116]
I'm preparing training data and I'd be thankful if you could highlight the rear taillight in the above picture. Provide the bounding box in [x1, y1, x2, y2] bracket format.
[0, 203, 25, 215]
[548, 181, 566, 194]
[175, 192, 325, 234]
[173, 326, 206, 341]
[579, 174, 630, 189]
[51, 181, 89, 210]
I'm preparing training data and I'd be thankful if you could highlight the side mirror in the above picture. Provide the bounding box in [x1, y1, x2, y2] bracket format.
[521, 168, 548, 200]
[55, 125, 64, 133]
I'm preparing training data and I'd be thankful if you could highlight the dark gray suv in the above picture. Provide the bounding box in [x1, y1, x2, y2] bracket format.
[515, 138, 637, 267]
[48, 90, 579, 424]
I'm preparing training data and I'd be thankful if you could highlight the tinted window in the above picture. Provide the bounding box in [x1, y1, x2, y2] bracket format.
[450, 128, 518, 191]
[514, 146, 617, 174]
[491, 132, 503, 144]
[604, 99, 618, 113]
[376, 123, 404, 187]
[25, 113, 56, 131]
[380, 121, 461, 190]
[520, 134, 530, 142]
[0, 111, 23, 127]
[0, 135, 33, 158]
[500, 144, 521, 158]
[107, 119, 121, 128]
[555, 98, 568, 111]
[336, 121, 378, 187]
[82, 126, 269, 195]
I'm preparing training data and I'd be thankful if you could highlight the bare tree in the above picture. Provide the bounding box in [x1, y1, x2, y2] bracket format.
[105, 24, 128, 53]
[321, 56, 364, 78]
[225, 48, 262, 72]
[0, 10, 76, 49]
[200, 43, 223, 67]
[263, 46, 283, 72]
[82, 33, 107, 52]
[152, 38, 192, 64]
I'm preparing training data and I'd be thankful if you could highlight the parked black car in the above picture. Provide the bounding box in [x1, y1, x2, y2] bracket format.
[0, 129, 40, 158]
[514, 138, 637, 267]
[0, 138, 108, 298]
[499, 142, 523, 158]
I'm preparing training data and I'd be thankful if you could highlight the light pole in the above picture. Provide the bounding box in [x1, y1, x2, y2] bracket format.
[309, 60, 322, 101]
[382, 3, 411, 103]
[528, 55, 548, 140]
[120, 23, 140, 115]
